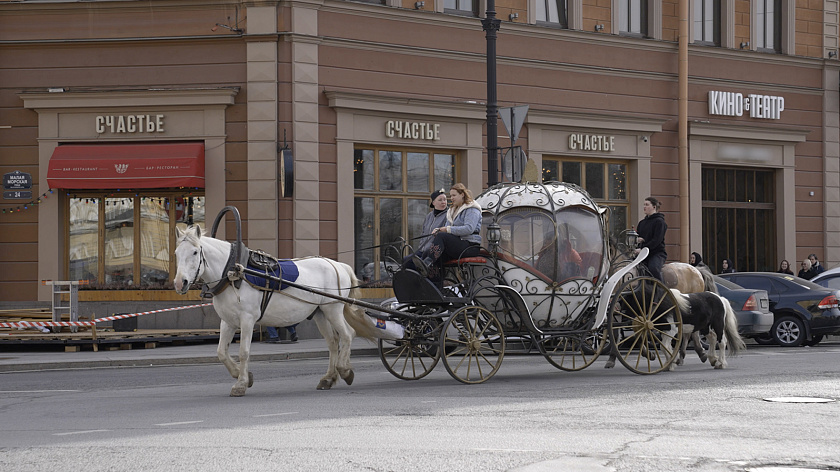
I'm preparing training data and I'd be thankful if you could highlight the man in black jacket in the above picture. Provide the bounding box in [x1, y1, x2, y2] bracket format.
[635, 197, 667, 281]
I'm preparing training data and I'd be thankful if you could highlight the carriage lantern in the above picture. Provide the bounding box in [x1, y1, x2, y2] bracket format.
[625, 228, 639, 249]
[486, 221, 502, 252]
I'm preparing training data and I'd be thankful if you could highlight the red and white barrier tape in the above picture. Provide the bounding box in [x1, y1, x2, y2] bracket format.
[0, 303, 213, 329]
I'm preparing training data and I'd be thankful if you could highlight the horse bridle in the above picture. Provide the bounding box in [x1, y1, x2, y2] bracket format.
[187, 244, 207, 288]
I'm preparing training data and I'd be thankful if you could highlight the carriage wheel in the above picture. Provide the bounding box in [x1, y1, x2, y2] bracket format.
[541, 328, 606, 372]
[378, 318, 440, 381]
[607, 276, 682, 374]
[440, 306, 505, 384]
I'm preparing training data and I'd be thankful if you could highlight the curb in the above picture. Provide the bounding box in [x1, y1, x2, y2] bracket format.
[0, 348, 380, 373]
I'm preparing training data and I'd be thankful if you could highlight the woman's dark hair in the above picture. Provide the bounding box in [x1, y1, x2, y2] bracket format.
[645, 196, 661, 210]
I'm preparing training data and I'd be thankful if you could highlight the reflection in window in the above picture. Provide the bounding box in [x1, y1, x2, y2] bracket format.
[756, 0, 781, 51]
[537, 0, 568, 27]
[354, 147, 457, 282]
[69, 198, 99, 283]
[619, 0, 647, 36]
[444, 0, 476, 14]
[693, 0, 720, 45]
[140, 198, 170, 287]
[105, 198, 135, 287]
[67, 193, 204, 289]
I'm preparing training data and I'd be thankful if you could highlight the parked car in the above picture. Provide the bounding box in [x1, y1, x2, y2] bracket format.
[718, 272, 840, 347]
[713, 275, 773, 337]
[811, 266, 840, 290]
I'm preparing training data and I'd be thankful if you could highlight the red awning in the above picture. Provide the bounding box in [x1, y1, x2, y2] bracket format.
[47, 143, 205, 189]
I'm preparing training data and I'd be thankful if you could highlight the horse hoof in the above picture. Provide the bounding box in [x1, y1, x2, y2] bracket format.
[316, 379, 333, 390]
[230, 386, 247, 397]
[604, 360, 615, 369]
[248, 372, 254, 388]
[676, 358, 684, 366]
[714, 363, 724, 370]
[699, 353, 708, 363]
[342, 370, 355, 386]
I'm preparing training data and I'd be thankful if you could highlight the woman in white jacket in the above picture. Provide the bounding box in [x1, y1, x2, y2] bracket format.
[414, 183, 482, 279]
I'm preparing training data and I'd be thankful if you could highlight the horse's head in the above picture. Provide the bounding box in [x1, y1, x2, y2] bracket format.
[173, 224, 205, 294]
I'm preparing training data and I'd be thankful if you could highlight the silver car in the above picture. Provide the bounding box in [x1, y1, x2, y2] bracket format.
[714, 275, 773, 337]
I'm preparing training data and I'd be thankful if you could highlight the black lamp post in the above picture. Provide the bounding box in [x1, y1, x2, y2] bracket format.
[482, 0, 501, 186]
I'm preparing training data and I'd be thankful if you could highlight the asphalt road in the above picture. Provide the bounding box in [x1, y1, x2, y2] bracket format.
[1, 341, 839, 472]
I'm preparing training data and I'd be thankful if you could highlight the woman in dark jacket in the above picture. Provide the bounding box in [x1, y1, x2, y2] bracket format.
[635, 197, 667, 281]
[720, 258, 735, 274]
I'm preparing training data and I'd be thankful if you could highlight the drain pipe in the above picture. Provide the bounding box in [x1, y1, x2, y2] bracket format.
[678, 0, 690, 262]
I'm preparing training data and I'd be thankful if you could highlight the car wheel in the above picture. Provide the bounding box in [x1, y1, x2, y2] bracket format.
[753, 333, 776, 345]
[771, 315, 806, 347]
[805, 334, 824, 347]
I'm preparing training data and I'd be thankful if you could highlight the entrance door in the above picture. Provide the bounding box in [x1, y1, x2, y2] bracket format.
[701, 167, 775, 272]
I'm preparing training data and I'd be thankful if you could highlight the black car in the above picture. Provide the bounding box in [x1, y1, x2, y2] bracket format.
[718, 272, 840, 347]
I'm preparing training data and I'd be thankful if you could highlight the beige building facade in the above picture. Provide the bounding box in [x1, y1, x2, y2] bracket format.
[0, 0, 837, 324]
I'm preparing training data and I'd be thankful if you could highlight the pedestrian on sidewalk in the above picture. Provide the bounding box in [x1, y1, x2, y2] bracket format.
[266, 324, 298, 343]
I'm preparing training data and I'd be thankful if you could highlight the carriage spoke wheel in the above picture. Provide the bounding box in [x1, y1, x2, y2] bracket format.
[440, 306, 505, 384]
[541, 329, 606, 372]
[607, 277, 682, 374]
[378, 318, 440, 381]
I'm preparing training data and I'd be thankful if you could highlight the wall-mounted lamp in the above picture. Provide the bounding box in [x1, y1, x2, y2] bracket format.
[414, 1, 424, 9]
[829, 51, 837, 59]
[594, 24, 604, 32]
[641, 135, 649, 143]
[509, 13, 518, 21]
[740, 42, 750, 49]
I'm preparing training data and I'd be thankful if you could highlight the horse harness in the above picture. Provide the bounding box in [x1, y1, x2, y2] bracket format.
[201, 244, 338, 322]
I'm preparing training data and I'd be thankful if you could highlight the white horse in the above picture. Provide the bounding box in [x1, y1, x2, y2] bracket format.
[173, 225, 379, 396]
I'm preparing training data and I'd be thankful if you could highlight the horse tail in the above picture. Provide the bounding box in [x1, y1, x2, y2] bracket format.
[339, 265, 379, 342]
[698, 267, 718, 294]
[718, 293, 746, 354]
[670, 288, 690, 313]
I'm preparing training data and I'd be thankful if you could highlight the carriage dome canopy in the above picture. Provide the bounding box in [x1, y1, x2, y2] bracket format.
[476, 182, 608, 284]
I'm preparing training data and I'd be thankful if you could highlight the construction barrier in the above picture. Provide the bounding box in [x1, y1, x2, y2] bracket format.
[0, 303, 214, 329]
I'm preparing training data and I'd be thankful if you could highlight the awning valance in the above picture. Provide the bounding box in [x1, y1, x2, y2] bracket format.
[47, 142, 205, 189]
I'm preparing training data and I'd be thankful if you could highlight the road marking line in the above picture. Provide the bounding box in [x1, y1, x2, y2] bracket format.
[155, 420, 204, 426]
[54, 430, 110, 436]
[0, 390, 81, 393]
[253, 412, 298, 418]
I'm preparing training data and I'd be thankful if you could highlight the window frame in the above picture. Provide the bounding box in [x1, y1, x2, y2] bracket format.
[353, 145, 459, 283]
[693, 0, 721, 46]
[443, 0, 478, 16]
[618, 0, 648, 37]
[754, 0, 782, 52]
[536, 0, 569, 28]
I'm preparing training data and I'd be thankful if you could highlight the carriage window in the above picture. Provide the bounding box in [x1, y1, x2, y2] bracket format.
[542, 158, 628, 243]
[493, 207, 604, 282]
[354, 146, 458, 283]
[66, 193, 204, 289]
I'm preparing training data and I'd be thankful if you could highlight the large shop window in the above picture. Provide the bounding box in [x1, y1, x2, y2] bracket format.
[354, 147, 457, 284]
[68, 193, 205, 289]
[541, 158, 629, 243]
[702, 167, 775, 273]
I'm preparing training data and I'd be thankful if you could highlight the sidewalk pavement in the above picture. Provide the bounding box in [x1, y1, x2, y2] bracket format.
[0, 338, 380, 373]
